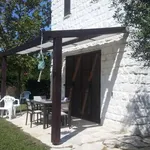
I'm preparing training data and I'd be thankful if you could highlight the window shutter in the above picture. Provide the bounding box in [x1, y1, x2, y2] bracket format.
[64, 0, 70, 16]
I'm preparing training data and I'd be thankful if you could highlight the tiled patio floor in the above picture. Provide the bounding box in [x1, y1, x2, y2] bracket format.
[8, 112, 123, 150]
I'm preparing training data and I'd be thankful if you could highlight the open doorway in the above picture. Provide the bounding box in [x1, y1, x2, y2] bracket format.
[65, 50, 101, 123]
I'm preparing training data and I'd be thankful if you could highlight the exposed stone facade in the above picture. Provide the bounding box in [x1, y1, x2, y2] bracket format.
[51, 0, 150, 136]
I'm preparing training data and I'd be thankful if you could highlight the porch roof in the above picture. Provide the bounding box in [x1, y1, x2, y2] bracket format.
[0, 26, 127, 145]
[0, 27, 127, 56]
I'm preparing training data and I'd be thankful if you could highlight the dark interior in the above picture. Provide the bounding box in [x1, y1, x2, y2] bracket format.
[65, 51, 101, 123]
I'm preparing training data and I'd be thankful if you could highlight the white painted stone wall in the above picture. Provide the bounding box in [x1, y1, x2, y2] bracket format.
[51, 0, 120, 30]
[51, 0, 150, 136]
[102, 39, 150, 136]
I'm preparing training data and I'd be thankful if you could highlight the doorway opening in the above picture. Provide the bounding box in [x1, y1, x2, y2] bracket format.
[65, 50, 101, 123]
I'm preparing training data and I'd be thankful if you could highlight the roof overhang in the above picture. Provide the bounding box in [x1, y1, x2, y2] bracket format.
[0, 27, 127, 56]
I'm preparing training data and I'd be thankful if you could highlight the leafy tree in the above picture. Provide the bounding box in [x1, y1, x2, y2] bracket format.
[112, 0, 150, 64]
[0, 0, 51, 94]
[7, 55, 37, 93]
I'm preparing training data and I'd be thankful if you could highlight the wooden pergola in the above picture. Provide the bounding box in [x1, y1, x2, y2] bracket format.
[0, 27, 127, 145]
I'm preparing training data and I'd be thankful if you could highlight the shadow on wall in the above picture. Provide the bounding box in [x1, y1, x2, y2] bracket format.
[100, 33, 128, 125]
[122, 87, 150, 137]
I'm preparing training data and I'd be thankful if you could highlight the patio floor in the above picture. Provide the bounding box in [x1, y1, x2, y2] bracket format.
[8, 113, 125, 150]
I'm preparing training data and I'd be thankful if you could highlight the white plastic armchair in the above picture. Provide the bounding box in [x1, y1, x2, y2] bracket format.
[20, 91, 31, 102]
[0, 96, 15, 120]
[13, 99, 20, 116]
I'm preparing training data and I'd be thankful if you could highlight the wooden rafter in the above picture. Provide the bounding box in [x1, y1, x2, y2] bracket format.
[0, 27, 126, 57]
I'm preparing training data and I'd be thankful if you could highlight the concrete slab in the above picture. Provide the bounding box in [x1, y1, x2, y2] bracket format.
[7, 112, 124, 149]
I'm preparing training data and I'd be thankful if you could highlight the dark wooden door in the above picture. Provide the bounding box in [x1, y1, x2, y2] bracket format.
[65, 51, 101, 123]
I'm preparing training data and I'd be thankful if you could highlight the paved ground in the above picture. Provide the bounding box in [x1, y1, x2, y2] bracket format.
[7, 113, 150, 150]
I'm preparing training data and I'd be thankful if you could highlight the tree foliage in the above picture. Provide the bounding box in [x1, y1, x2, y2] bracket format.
[0, 0, 51, 93]
[112, 0, 150, 63]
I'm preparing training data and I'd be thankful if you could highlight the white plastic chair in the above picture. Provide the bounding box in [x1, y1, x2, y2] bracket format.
[20, 91, 31, 102]
[0, 96, 15, 119]
[13, 98, 20, 117]
[0, 96, 20, 119]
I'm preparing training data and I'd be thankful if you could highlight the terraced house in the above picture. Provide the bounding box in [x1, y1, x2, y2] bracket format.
[51, 0, 150, 136]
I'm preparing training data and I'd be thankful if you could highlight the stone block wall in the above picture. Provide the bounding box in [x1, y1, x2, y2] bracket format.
[101, 39, 150, 136]
[51, 0, 150, 136]
[51, 0, 119, 30]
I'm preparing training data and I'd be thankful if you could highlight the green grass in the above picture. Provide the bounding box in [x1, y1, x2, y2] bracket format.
[16, 104, 27, 112]
[0, 119, 50, 150]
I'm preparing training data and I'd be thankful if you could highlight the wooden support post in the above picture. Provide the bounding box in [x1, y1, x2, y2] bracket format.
[51, 37, 62, 145]
[1, 56, 7, 98]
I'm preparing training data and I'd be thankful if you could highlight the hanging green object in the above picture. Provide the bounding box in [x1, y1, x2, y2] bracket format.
[38, 60, 45, 70]
[37, 31, 45, 82]
[38, 52, 45, 70]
